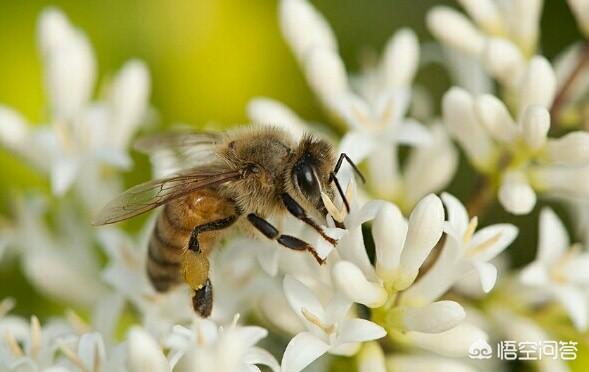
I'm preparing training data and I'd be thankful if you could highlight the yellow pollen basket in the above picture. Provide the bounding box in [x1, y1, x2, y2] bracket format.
[181, 250, 210, 290]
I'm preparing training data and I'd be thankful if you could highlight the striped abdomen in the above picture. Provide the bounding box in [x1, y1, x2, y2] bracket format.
[147, 189, 235, 292]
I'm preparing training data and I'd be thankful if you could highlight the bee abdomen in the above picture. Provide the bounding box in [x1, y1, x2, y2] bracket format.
[147, 205, 192, 292]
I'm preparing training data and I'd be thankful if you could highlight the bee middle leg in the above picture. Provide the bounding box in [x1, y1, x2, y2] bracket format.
[247, 213, 325, 264]
[281, 193, 337, 245]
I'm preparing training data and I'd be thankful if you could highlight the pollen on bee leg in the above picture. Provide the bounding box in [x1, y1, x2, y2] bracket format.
[181, 250, 210, 290]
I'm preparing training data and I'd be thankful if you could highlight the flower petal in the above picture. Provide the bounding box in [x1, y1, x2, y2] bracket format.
[399, 301, 465, 333]
[471, 261, 497, 293]
[283, 275, 325, 328]
[339, 131, 376, 164]
[332, 261, 387, 308]
[280, 332, 330, 372]
[127, 326, 169, 372]
[395, 119, 432, 146]
[468, 223, 518, 261]
[245, 347, 280, 372]
[441, 192, 469, 237]
[552, 286, 588, 331]
[247, 98, 307, 141]
[337, 319, 386, 344]
[537, 208, 569, 263]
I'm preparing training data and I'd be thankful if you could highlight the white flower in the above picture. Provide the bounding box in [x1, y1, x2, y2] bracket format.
[568, 0, 589, 37]
[166, 315, 278, 372]
[279, 0, 430, 199]
[520, 208, 589, 331]
[281, 276, 385, 372]
[428, 0, 543, 85]
[0, 8, 150, 207]
[403, 193, 518, 304]
[127, 327, 169, 372]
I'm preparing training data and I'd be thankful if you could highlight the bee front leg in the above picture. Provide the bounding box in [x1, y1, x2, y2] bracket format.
[280, 193, 337, 246]
[247, 213, 325, 265]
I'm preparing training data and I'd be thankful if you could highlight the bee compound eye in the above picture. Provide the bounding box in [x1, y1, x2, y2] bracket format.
[294, 162, 319, 197]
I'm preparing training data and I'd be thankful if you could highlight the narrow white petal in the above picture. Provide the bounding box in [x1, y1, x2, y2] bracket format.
[552, 286, 589, 331]
[51, 158, 80, 195]
[373, 203, 407, 279]
[127, 327, 169, 372]
[471, 261, 497, 292]
[304, 48, 349, 106]
[383, 28, 419, 88]
[468, 223, 518, 261]
[440, 192, 469, 237]
[395, 119, 432, 146]
[399, 301, 465, 333]
[564, 253, 589, 284]
[109, 60, 151, 148]
[283, 275, 325, 325]
[473, 94, 518, 143]
[247, 98, 307, 141]
[279, 0, 337, 60]
[338, 131, 376, 164]
[337, 319, 386, 344]
[498, 171, 537, 215]
[427, 7, 485, 56]
[518, 56, 557, 115]
[398, 194, 444, 289]
[568, 0, 589, 36]
[406, 322, 487, 357]
[545, 131, 589, 165]
[245, 347, 280, 371]
[520, 105, 550, 150]
[280, 332, 329, 372]
[332, 261, 387, 308]
[457, 0, 505, 34]
[77, 333, 106, 371]
[520, 261, 550, 285]
[442, 87, 496, 171]
[530, 164, 589, 197]
[537, 208, 570, 263]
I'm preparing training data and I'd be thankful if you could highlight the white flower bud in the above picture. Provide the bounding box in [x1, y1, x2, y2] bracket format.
[393, 301, 465, 333]
[127, 327, 169, 372]
[442, 87, 496, 171]
[509, 0, 542, 57]
[474, 94, 518, 143]
[406, 323, 488, 357]
[304, 48, 349, 106]
[358, 342, 386, 372]
[520, 105, 550, 150]
[383, 28, 419, 89]
[39, 8, 96, 122]
[427, 7, 486, 56]
[247, 98, 307, 141]
[109, 60, 150, 149]
[568, 0, 589, 37]
[332, 261, 387, 308]
[457, 0, 505, 34]
[518, 56, 557, 115]
[545, 131, 589, 165]
[395, 194, 444, 290]
[498, 171, 537, 215]
[373, 203, 407, 281]
[0, 106, 29, 150]
[279, 0, 337, 60]
[483, 38, 526, 86]
[531, 164, 589, 197]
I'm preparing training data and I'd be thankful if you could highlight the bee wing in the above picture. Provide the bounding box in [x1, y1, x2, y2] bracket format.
[134, 131, 223, 173]
[93, 168, 241, 225]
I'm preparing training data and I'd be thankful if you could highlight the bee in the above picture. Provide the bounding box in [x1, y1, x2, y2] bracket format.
[93, 126, 362, 317]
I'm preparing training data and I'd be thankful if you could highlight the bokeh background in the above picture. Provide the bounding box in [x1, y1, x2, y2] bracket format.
[0, 0, 583, 335]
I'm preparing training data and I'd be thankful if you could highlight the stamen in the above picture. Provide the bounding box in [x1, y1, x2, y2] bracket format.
[301, 307, 335, 334]
[66, 310, 91, 335]
[463, 217, 478, 244]
[30, 316, 41, 358]
[0, 297, 15, 318]
[3, 330, 23, 357]
[58, 341, 88, 371]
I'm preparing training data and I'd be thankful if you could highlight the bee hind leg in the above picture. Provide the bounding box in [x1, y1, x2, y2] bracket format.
[247, 213, 325, 265]
[192, 279, 213, 317]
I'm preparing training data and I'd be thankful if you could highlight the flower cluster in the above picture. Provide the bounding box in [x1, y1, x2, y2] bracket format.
[1, 1, 589, 372]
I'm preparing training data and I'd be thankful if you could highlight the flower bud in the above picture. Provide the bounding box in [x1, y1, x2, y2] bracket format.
[358, 342, 386, 372]
[567, 0, 589, 37]
[483, 38, 526, 86]
[457, 0, 505, 34]
[390, 301, 465, 333]
[383, 28, 419, 89]
[373, 203, 407, 281]
[332, 261, 387, 308]
[520, 105, 550, 150]
[518, 57, 556, 116]
[395, 194, 444, 290]
[530, 164, 589, 197]
[442, 87, 496, 171]
[545, 131, 589, 165]
[406, 323, 488, 357]
[498, 171, 537, 215]
[474, 94, 518, 143]
[427, 7, 486, 56]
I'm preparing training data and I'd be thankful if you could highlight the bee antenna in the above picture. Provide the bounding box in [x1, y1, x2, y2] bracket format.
[333, 153, 365, 184]
[329, 172, 350, 213]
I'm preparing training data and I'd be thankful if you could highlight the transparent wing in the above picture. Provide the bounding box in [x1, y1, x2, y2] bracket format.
[134, 131, 224, 174]
[93, 168, 241, 225]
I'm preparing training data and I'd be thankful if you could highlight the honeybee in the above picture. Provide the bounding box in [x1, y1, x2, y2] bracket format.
[93, 126, 362, 317]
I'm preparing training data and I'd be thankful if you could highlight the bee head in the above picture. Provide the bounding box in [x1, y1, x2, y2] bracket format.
[288, 135, 336, 215]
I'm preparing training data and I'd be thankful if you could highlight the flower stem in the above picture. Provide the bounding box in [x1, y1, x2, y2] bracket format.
[466, 175, 495, 218]
[550, 40, 589, 131]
